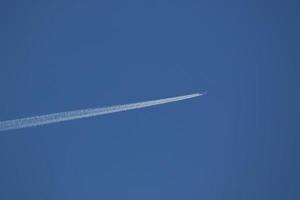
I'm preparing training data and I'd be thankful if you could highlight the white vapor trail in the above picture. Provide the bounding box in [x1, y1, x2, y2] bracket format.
[0, 93, 203, 132]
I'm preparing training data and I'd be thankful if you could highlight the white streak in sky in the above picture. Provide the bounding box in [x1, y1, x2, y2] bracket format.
[0, 93, 203, 132]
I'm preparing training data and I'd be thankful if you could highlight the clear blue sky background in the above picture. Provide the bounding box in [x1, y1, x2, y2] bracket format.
[0, 0, 299, 199]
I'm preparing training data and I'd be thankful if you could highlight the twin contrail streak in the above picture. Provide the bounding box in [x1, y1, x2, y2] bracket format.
[0, 93, 203, 132]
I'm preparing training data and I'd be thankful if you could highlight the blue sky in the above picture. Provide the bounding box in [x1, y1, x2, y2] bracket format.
[0, 0, 299, 199]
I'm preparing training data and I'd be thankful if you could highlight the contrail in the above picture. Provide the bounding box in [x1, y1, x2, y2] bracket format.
[0, 93, 203, 132]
